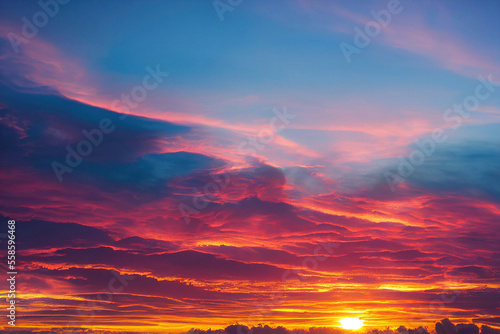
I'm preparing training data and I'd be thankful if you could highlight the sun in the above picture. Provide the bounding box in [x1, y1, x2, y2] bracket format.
[340, 318, 364, 330]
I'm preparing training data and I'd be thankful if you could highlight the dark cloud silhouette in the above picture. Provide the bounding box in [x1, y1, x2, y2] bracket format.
[182, 321, 493, 334]
[115, 235, 179, 253]
[0, 81, 226, 200]
[449, 266, 496, 279]
[0, 216, 113, 250]
[373, 140, 500, 203]
[479, 324, 500, 334]
[457, 324, 480, 334]
[1, 321, 499, 334]
[0, 82, 189, 163]
[407, 141, 500, 202]
[26, 246, 288, 282]
[0, 216, 178, 252]
[436, 319, 458, 334]
[435, 319, 488, 334]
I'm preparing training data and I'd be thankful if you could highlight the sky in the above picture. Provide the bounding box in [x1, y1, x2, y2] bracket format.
[0, 0, 499, 332]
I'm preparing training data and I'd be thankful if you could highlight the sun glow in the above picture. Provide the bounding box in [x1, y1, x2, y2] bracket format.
[340, 318, 364, 330]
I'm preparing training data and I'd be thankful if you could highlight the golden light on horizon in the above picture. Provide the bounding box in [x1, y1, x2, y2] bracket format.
[340, 318, 364, 330]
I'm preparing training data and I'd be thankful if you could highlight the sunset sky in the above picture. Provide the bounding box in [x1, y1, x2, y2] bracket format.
[0, 0, 499, 332]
